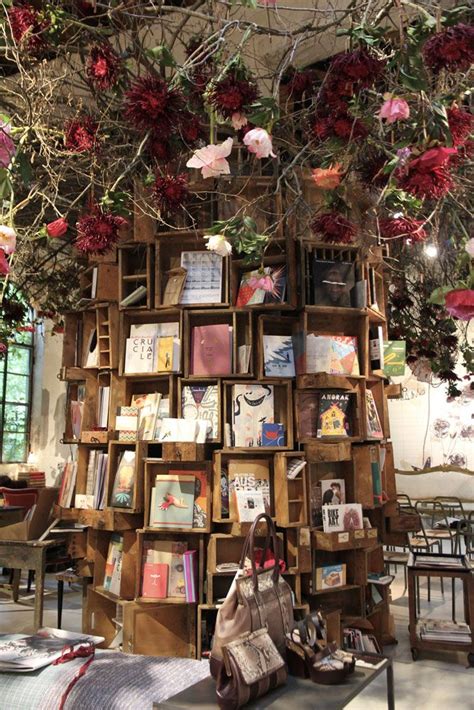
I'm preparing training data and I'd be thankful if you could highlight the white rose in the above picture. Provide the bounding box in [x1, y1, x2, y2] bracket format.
[204, 234, 232, 257]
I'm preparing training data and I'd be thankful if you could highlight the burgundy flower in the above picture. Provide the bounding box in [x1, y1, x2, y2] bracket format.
[332, 114, 368, 141]
[179, 113, 204, 145]
[311, 212, 357, 244]
[147, 134, 174, 163]
[124, 74, 184, 133]
[8, 3, 48, 54]
[65, 116, 99, 153]
[357, 152, 389, 187]
[152, 173, 189, 213]
[329, 48, 386, 84]
[283, 68, 317, 101]
[447, 107, 473, 147]
[441, 334, 458, 350]
[410, 146, 457, 172]
[86, 44, 122, 90]
[76, 208, 127, 255]
[379, 217, 427, 243]
[46, 217, 68, 238]
[444, 289, 474, 321]
[397, 165, 453, 200]
[423, 23, 474, 73]
[207, 71, 259, 119]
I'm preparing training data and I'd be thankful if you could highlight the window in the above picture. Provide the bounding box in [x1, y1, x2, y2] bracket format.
[0, 325, 34, 462]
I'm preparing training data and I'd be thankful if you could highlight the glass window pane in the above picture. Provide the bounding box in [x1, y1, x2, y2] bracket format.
[3, 403, 29, 430]
[14, 328, 33, 346]
[5, 373, 30, 403]
[6, 346, 30, 375]
[0, 372, 4, 401]
[2, 432, 27, 462]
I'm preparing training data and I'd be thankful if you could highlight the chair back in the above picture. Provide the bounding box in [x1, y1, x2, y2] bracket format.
[0, 487, 39, 514]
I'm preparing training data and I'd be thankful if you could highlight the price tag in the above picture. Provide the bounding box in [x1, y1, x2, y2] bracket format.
[354, 529, 365, 539]
[338, 532, 349, 543]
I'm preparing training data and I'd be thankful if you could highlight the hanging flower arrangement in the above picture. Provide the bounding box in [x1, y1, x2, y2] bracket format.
[65, 116, 99, 153]
[379, 217, 427, 243]
[422, 23, 474, 73]
[206, 68, 259, 123]
[86, 44, 122, 91]
[76, 208, 127, 255]
[311, 212, 357, 244]
[152, 174, 189, 213]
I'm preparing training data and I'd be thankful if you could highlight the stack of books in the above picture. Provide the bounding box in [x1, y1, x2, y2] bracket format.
[417, 619, 471, 644]
[103, 534, 123, 595]
[75, 449, 108, 510]
[28, 470, 45, 488]
[58, 461, 78, 508]
[141, 541, 197, 602]
[124, 322, 180, 374]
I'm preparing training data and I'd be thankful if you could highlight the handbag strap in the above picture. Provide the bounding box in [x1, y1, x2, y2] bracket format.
[238, 514, 280, 591]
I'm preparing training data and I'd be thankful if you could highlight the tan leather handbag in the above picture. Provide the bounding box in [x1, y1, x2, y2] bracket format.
[210, 513, 294, 679]
[216, 627, 288, 709]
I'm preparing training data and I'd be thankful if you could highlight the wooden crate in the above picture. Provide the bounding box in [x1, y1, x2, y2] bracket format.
[62, 371, 97, 443]
[55, 504, 143, 531]
[285, 527, 312, 573]
[197, 604, 218, 659]
[119, 309, 183, 377]
[96, 303, 119, 370]
[111, 373, 177, 427]
[184, 309, 253, 379]
[295, 383, 363, 444]
[84, 586, 120, 648]
[62, 311, 83, 369]
[308, 584, 364, 618]
[79, 263, 119, 303]
[104, 440, 147, 513]
[257, 315, 298, 379]
[364, 377, 390, 440]
[312, 528, 378, 551]
[207, 533, 284, 574]
[123, 600, 196, 658]
[118, 243, 154, 310]
[351, 443, 382, 509]
[304, 440, 352, 463]
[217, 175, 284, 238]
[177, 378, 222, 444]
[274, 452, 308, 527]
[223, 380, 294, 450]
[298, 241, 360, 309]
[92, 529, 138, 600]
[81, 309, 99, 370]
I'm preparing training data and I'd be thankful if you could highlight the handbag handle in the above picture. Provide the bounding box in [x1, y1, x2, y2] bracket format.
[239, 513, 280, 590]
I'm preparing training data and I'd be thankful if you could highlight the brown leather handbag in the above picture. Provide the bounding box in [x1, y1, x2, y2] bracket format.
[210, 513, 294, 679]
[216, 627, 288, 709]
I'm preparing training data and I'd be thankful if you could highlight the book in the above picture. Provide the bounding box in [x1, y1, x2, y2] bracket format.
[181, 385, 219, 441]
[110, 450, 136, 508]
[235, 489, 266, 523]
[152, 474, 196, 529]
[263, 335, 295, 377]
[183, 550, 197, 603]
[370, 445, 383, 506]
[317, 391, 352, 438]
[296, 392, 319, 440]
[157, 336, 174, 372]
[286, 458, 306, 480]
[141, 562, 169, 599]
[236, 267, 271, 307]
[180, 251, 223, 305]
[383, 340, 406, 376]
[365, 390, 383, 439]
[58, 461, 77, 508]
[192, 469, 208, 529]
[103, 533, 123, 594]
[98, 386, 110, 429]
[130, 322, 179, 338]
[143, 540, 188, 599]
[191, 324, 232, 376]
[321, 479, 346, 506]
[132, 392, 161, 441]
[0, 628, 104, 672]
[232, 384, 274, 447]
[306, 333, 359, 376]
[120, 285, 147, 308]
[322, 503, 363, 533]
[367, 572, 394, 586]
[237, 344, 252, 374]
[261, 423, 285, 447]
[124, 336, 156, 374]
[83, 328, 98, 368]
[313, 259, 355, 307]
[315, 563, 346, 590]
[163, 267, 187, 306]
[228, 459, 271, 520]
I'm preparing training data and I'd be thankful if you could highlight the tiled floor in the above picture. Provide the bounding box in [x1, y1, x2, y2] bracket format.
[0, 569, 472, 708]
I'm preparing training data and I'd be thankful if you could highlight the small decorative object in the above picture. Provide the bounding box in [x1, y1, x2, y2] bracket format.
[315, 563, 346, 590]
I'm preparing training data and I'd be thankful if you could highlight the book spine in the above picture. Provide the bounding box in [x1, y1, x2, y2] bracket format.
[184, 550, 197, 603]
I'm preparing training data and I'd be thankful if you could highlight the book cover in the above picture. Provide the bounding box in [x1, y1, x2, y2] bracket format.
[322, 503, 363, 533]
[370, 445, 383, 505]
[143, 540, 187, 599]
[0, 629, 104, 673]
[263, 335, 295, 377]
[306, 334, 359, 376]
[365, 390, 384, 439]
[163, 267, 187, 306]
[103, 533, 123, 591]
[383, 340, 406, 376]
[235, 489, 266, 523]
[156, 336, 174, 372]
[183, 550, 197, 603]
[313, 260, 355, 307]
[124, 336, 155, 374]
[136, 393, 161, 441]
[152, 474, 196, 529]
[228, 460, 270, 520]
[296, 392, 319, 440]
[110, 450, 136, 508]
[317, 391, 352, 438]
[191, 324, 232, 376]
[180, 251, 223, 305]
[141, 562, 169, 598]
[84, 328, 98, 368]
[315, 563, 346, 590]
[235, 268, 271, 307]
[191, 469, 208, 529]
[181, 385, 219, 441]
[321, 479, 346, 505]
[264, 265, 287, 304]
[232, 384, 274, 447]
[261, 423, 285, 447]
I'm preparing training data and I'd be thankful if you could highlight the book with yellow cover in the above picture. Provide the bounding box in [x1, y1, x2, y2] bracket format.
[157, 336, 174, 372]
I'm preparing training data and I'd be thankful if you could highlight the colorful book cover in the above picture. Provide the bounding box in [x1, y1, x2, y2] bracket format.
[321, 479, 346, 505]
[232, 384, 274, 447]
[124, 336, 156, 374]
[261, 423, 285, 447]
[383, 340, 406, 376]
[315, 564, 347, 590]
[235, 268, 271, 307]
[264, 265, 287, 304]
[313, 260, 355, 308]
[153, 474, 196, 529]
[183, 550, 197, 603]
[317, 391, 352, 438]
[296, 392, 319, 440]
[181, 385, 219, 440]
[263, 335, 295, 377]
[322, 503, 363, 533]
[228, 459, 271, 520]
[157, 336, 174, 372]
[110, 450, 136, 508]
[191, 469, 207, 529]
[365, 390, 384, 439]
[145, 540, 188, 599]
[370, 445, 383, 505]
[103, 534, 123, 592]
[306, 334, 359, 376]
[191, 324, 232, 376]
[141, 562, 168, 598]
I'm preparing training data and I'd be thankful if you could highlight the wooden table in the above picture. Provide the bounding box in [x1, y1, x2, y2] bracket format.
[0, 506, 24, 527]
[0, 539, 60, 630]
[154, 656, 395, 709]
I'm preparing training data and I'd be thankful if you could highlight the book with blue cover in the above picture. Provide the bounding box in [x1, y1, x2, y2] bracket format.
[261, 423, 285, 447]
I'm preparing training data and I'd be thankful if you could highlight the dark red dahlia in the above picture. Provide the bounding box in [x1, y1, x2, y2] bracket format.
[397, 165, 453, 200]
[379, 217, 427, 243]
[76, 209, 127, 255]
[423, 23, 474, 73]
[329, 48, 386, 84]
[124, 74, 184, 133]
[310, 212, 357, 244]
[86, 44, 122, 90]
[64, 116, 99, 153]
[147, 134, 174, 163]
[179, 113, 204, 145]
[283, 68, 317, 101]
[332, 114, 368, 141]
[8, 3, 48, 54]
[357, 152, 389, 187]
[447, 107, 473, 146]
[152, 173, 189, 213]
[207, 71, 259, 119]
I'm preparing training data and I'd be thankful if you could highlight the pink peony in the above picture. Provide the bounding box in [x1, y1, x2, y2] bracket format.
[243, 127, 276, 159]
[378, 97, 410, 124]
[0, 250, 9, 276]
[231, 113, 248, 130]
[0, 225, 16, 254]
[0, 122, 15, 168]
[445, 289, 474, 321]
[186, 137, 233, 179]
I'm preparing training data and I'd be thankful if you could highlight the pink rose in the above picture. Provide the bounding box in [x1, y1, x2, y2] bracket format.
[378, 97, 410, 124]
[46, 217, 69, 238]
[186, 137, 233, 179]
[445, 289, 474, 321]
[0, 225, 16, 254]
[243, 127, 276, 159]
[231, 113, 248, 130]
[0, 122, 15, 168]
[0, 250, 9, 276]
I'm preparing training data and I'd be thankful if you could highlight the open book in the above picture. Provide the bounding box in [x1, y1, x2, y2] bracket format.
[0, 628, 104, 672]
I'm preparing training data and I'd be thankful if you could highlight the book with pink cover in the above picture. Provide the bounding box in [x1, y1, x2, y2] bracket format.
[191, 324, 232, 376]
[141, 562, 168, 598]
[183, 550, 197, 603]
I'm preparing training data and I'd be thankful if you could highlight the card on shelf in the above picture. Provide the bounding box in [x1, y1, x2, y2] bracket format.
[235, 489, 266, 523]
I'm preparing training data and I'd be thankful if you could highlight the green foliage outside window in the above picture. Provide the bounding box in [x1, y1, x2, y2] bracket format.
[0, 325, 33, 463]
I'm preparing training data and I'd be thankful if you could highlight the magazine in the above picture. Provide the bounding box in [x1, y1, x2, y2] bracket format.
[0, 628, 104, 672]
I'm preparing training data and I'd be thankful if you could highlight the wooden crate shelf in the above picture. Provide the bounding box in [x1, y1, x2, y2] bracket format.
[274, 452, 308, 527]
[119, 309, 183, 377]
[118, 243, 154, 310]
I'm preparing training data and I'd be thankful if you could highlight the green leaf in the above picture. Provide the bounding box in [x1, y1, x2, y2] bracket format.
[16, 152, 32, 186]
[146, 45, 176, 67]
[428, 286, 452, 306]
[399, 67, 428, 92]
[0, 168, 12, 200]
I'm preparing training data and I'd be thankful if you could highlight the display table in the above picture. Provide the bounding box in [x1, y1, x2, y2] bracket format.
[154, 656, 394, 710]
